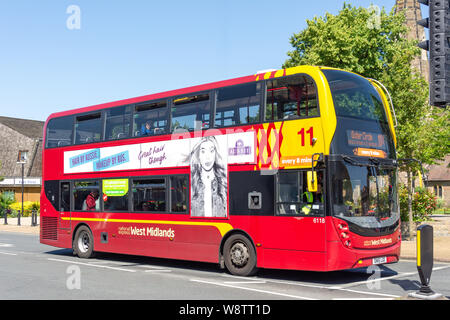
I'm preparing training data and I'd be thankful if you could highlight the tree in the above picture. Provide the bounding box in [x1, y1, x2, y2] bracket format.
[284, 3, 450, 239]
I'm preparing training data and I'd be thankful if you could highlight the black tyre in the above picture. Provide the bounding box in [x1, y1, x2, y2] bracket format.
[223, 234, 258, 276]
[73, 226, 95, 259]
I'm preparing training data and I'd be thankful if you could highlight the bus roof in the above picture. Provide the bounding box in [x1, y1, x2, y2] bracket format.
[46, 65, 337, 121]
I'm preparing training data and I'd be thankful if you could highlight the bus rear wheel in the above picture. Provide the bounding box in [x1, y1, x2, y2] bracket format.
[73, 226, 95, 259]
[223, 234, 258, 277]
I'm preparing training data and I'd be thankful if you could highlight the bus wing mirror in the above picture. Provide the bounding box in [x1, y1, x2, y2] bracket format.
[307, 171, 318, 192]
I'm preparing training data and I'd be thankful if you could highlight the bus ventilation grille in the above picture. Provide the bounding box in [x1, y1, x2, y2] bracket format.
[41, 217, 58, 240]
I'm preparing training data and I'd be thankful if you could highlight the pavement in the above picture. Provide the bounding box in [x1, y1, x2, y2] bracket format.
[0, 217, 40, 235]
[1, 216, 449, 263]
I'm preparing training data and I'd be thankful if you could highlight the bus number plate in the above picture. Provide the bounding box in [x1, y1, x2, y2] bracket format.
[373, 256, 387, 265]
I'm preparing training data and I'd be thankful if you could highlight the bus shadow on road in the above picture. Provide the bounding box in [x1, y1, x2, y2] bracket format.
[45, 248, 226, 274]
[388, 278, 421, 291]
[256, 264, 399, 287]
[45, 248, 74, 256]
[44, 248, 401, 287]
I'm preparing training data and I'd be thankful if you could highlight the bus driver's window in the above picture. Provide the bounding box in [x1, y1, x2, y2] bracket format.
[301, 172, 324, 215]
[276, 171, 324, 216]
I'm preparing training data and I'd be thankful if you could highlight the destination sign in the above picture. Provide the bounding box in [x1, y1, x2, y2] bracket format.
[346, 130, 387, 150]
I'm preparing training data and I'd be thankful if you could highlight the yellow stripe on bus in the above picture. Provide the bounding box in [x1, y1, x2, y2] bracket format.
[62, 217, 233, 237]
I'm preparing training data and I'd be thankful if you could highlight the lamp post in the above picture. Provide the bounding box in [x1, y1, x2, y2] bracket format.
[17, 150, 28, 226]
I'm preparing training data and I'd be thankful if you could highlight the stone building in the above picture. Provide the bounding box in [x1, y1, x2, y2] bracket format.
[395, 0, 449, 208]
[426, 155, 450, 207]
[0, 116, 44, 202]
[395, 0, 430, 82]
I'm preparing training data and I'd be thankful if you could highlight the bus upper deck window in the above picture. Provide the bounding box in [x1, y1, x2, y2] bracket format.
[133, 101, 168, 137]
[74, 113, 102, 145]
[45, 116, 74, 148]
[171, 94, 210, 132]
[266, 75, 318, 121]
[105, 105, 132, 141]
[215, 83, 261, 127]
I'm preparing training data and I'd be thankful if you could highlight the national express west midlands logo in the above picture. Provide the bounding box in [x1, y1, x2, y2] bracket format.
[228, 139, 252, 156]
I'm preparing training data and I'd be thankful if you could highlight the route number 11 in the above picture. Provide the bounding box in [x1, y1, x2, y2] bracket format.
[298, 127, 314, 147]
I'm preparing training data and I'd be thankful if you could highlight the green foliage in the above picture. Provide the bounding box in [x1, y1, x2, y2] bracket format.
[412, 187, 437, 220]
[0, 191, 15, 218]
[9, 201, 40, 217]
[399, 185, 437, 222]
[283, 2, 450, 234]
[284, 3, 412, 79]
[30, 201, 40, 212]
[283, 2, 449, 169]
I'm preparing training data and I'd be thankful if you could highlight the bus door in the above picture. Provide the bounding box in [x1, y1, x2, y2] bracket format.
[59, 182, 71, 230]
[267, 170, 327, 252]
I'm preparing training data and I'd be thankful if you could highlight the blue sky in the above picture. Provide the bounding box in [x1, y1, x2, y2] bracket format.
[0, 0, 401, 121]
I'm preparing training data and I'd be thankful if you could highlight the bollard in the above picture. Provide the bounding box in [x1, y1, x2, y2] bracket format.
[17, 210, 21, 226]
[3, 209, 8, 225]
[409, 225, 443, 299]
[31, 210, 37, 226]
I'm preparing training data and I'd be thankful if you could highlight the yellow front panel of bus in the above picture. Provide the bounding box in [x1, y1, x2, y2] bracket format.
[253, 117, 325, 171]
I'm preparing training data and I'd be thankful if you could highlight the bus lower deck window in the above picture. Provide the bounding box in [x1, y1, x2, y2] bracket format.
[132, 179, 167, 212]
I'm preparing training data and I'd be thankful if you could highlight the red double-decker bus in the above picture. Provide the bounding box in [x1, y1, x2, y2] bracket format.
[41, 66, 401, 276]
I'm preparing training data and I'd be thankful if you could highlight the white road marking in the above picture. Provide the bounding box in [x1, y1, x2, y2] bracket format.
[223, 281, 267, 284]
[339, 265, 450, 289]
[136, 264, 170, 270]
[221, 274, 262, 281]
[0, 251, 17, 256]
[221, 271, 402, 298]
[333, 298, 393, 300]
[190, 278, 317, 300]
[337, 288, 399, 298]
[221, 273, 343, 289]
[48, 258, 137, 273]
[433, 265, 450, 271]
[0, 243, 14, 248]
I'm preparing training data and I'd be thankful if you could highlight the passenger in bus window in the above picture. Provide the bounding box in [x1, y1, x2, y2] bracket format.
[140, 121, 156, 136]
[190, 136, 227, 218]
[140, 121, 163, 136]
[85, 190, 99, 211]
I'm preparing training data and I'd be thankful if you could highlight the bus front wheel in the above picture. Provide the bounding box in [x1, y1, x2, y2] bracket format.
[73, 226, 95, 259]
[223, 234, 258, 277]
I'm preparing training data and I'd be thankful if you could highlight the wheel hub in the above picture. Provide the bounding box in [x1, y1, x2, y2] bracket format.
[230, 242, 249, 267]
[78, 232, 90, 253]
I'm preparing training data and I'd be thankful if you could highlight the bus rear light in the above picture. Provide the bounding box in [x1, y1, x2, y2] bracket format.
[338, 223, 348, 231]
[340, 232, 349, 239]
[333, 218, 353, 248]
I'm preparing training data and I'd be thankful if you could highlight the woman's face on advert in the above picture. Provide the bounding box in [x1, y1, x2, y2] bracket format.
[199, 140, 215, 171]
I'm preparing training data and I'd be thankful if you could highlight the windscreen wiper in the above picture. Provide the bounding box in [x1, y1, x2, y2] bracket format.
[342, 155, 374, 167]
[342, 155, 396, 168]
